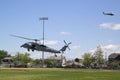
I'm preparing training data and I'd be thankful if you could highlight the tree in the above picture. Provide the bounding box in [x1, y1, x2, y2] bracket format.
[0, 50, 10, 64]
[14, 52, 23, 61]
[108, 61, 120, 69]
[23, 52, 32, 67]
[44, 59, 54, 67]
[13, 52, 32, 67]
[23, 52, 32, 63]
[94, 46, 104, 65]
[33, 59, 42, 64]
[82, 52, 94, 67]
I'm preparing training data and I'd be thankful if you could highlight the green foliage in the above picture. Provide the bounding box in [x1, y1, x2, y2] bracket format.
[22, 52, 32, 63]
[108, 61, 120, 69]
[82, 52, 94, 67]
[94, 46, 104, 63]
[13, 52, 32, 67]
[33, 59, 42, 64]
[82, 46, 105, 67]
[13, 52, 24, 61]
[0, 50, 10, 64]
[44, 59, 54, 65]
[33, 59, 54, 65]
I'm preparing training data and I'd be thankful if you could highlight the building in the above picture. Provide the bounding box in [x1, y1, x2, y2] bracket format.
[108, 53, 120, 69]
[108, 53, 120, 62]
[1, 57, 13, 68]
[47, 55, 66, 67]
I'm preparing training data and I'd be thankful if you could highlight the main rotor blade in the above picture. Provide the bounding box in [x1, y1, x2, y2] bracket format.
[10, 34, 40, 41]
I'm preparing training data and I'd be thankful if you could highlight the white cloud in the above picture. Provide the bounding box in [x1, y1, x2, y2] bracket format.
[88, 44, 120, 54]
[112, 24, 120, 30]
[71, 45, 80, 49]
[100, 23, 113, 29]
[89, 49, 96, 53]
[100, 23, 120, 30]
[102, 44, 119, 51]
[60, 31, 71, 35]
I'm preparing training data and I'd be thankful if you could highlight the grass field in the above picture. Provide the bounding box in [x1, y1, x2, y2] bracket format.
[0, 68, 120, 80]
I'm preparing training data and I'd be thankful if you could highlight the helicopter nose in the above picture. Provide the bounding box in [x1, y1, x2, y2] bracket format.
[21, 43, 27, 48]
[21, 44, 25, 47]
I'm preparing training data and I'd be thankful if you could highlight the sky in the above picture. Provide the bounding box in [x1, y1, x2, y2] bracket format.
[0, 0, 120, 59]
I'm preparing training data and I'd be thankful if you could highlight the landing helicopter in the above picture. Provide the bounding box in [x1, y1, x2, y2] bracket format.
[11, 35, 71, 55]
[103, 12, 114, 16]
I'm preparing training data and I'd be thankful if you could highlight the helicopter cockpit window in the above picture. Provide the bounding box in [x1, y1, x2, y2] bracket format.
[41, 45, 46, 47]
[27, 42, 32, 45]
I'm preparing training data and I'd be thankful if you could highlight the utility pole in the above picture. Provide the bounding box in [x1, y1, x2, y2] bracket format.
[39, 17, 48, 67]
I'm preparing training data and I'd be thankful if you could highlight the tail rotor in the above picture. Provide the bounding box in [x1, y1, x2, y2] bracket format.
[63, 40, 71, 50]
[60, 40, 71, 53]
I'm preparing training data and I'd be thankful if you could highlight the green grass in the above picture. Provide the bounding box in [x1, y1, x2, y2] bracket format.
[0, 68, 120, 80]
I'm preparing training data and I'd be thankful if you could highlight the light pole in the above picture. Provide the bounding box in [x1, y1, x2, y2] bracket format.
[39, 17, 48, 67]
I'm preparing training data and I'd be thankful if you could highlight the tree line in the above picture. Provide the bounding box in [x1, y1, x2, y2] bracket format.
[82, 46, 105, 68]
[0, 50, 55, 67]
[0, 45, 119, 68]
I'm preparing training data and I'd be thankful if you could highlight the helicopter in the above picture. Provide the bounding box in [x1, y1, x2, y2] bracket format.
[11, 35, 71, 55]
[103, 12, 114, 16]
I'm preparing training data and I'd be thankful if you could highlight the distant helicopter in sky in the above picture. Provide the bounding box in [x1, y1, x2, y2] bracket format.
[11, 35, 71, 55]
[103, 12, 114, 16]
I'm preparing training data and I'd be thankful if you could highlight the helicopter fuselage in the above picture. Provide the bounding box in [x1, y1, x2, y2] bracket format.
[21, 42, 61, 53]
[103, 12, 114, 16]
